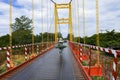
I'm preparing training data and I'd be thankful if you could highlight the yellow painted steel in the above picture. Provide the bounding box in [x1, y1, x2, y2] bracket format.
[9, 0, 12, 48]
[58, 18, 69, 21]
[74, 0, 77, 42]
[58, 22, 69, 24]
[72, 1, 75, 42]
[41, 0, 44, 48]
[77, 0, 80, 43]
[54, 4, 58, 42]
[82, 0, 86, 50]
[9, 0, 14, 68]
[54, 3, 73, 42]
[69, 3, 73, 42]
[49, 1, 53, 43]
[47, 0, 49, 48]
[58, 18, 69, 24]
[96, 0, 100, 66]
[32, 0, 34, 54]
[56, 4, 69, 9]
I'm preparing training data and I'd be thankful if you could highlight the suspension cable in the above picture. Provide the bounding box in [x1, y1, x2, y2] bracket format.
[74, 0, 76, 42]
[51, 0, 72, 4]
[49, 1, 52, 42]
[32, 0, 34, 54]
[73, 1, 76, 42]
[96, 0, 100, 65]
[8, 0, 15, 69]
[47, 0, 49, 47]
[57, 15, 61, 40]
[75, 0, 78, 42]
[50, 0, 56, 4]
[49, 1, 51, 44]
[41, 0, 44, 47]
[9, 0, 12, 50]
[51, 3, 54, 43]
[69, 0, 72, 4]
[82, 0, 86, 50]
[72, 1, 75, 42]
[76, 0, 80, 43]
[48, 2, 54, 43]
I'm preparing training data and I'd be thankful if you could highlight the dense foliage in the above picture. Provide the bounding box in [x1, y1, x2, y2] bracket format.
[11, 16, 32, 45]
[0, 16, 119, 49]
[65, 33, 74, 41]
[0, 35, 9, 47]
[0, 16, 57, 47]
[73, 30, 120, 50]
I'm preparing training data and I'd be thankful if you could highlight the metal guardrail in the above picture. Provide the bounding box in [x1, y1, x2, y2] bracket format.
[0, 42, 55, 77]
[69, 41, 119, 80]
[68, 42, 92, 80]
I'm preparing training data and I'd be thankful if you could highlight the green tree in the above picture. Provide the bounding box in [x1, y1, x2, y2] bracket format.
[34, 34, 42, 43]
[0, 34, 9, 47]
[12, 16, 32, 31]
[67, 33, 74, 41]
[58, 32, 63, 39]
[12, 16, 32, 45]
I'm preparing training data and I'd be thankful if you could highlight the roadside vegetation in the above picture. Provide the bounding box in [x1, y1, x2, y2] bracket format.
[72, 30, 120, 50]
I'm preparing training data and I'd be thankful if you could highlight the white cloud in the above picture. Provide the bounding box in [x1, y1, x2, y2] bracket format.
[71, 0, 120, 37]
[0, 0, 120, 38]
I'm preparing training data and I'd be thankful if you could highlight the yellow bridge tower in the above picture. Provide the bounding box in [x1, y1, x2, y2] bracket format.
[54, 3, 73, 42]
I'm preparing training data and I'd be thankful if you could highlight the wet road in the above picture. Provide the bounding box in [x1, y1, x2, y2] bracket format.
[4, 44, 85, 80]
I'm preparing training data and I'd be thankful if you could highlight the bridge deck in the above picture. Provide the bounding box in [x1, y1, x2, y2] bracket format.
[3, 44, 86, 80]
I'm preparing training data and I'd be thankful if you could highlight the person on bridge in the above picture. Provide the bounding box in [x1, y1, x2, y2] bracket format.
[55, 38, 66, 55]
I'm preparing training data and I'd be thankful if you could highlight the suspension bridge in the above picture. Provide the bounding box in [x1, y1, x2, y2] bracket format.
[0, 0, 120, 80]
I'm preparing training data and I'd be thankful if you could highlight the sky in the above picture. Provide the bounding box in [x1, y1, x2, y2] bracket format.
[0, 0, 120, 38]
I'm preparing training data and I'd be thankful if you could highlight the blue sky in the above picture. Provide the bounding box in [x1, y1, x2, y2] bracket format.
[0, 0, 120, 37]
[1, 0, 23, 8]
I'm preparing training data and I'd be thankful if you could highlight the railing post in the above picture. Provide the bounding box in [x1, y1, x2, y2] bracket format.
[112, 50, 118, 80]
[24, 46, 28, 60]
[6, 47, 14, 70]
[37, 45, 39, 54]
[80, 45, 83, 61]
[78, 44, 80, 60]
[41, 43, 44, 52]
[6, 47, 11, 70]
[88, 47, 91, 75]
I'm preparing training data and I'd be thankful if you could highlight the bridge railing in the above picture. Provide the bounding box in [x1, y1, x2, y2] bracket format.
[68, 41, 120, 80]
[0, 42, 55, 75]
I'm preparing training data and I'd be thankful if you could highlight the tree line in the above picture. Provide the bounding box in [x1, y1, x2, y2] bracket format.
[0, 16, 119, 50]
[0, 16, 56, 47]
[73, 30, 120, 50]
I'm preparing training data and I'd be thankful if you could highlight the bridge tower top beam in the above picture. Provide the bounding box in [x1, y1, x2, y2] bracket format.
[51, 0, 72, 4]
[51, 0, 73, 42]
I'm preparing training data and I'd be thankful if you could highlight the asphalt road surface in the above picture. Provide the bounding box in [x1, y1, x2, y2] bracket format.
[3, 44, 85, 80]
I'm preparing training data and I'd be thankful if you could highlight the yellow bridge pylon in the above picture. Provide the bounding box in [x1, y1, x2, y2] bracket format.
[54, 3, 73, 42]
